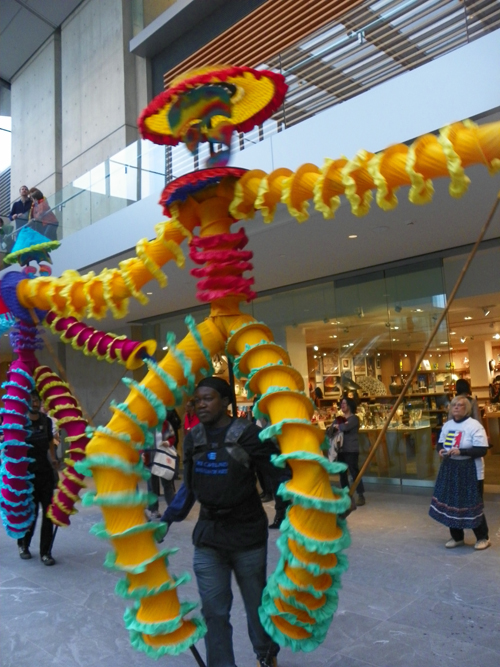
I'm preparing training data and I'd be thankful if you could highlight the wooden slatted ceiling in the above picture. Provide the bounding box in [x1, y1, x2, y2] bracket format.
[163, 0, 364, 87]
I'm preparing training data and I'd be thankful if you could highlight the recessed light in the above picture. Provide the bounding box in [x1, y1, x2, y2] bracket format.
[392, 326, 399, 330]
[392, 338, 399, 342]
[349, 343, 354, 346]
[146, 292, 153, 295]
[493, 334, 500, 340]
[464, 316, 472, 320]
[162, 345, 169, 350]
[323, 353, 327, 356]
[440, 341, 448, 345]
[329, 335, 337, 338]
[348, 234, 357, 239]
[313, 345, 318, 351]
[450, 331, 456, 335]
[450, 347, 453, 350]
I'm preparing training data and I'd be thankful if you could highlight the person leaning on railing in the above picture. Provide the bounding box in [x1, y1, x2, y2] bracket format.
[28, 188, 59, 241]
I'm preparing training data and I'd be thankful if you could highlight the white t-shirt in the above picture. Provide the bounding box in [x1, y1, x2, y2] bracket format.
[439, 417, 488, 480]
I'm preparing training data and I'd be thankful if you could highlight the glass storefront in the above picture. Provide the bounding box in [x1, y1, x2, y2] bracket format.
[140, 249, 500, 488]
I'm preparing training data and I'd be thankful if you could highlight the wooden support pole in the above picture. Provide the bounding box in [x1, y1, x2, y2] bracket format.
[349, 190, 500, 497]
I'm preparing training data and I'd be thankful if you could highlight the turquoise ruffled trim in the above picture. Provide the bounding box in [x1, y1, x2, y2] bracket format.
[111, 400, 154, 449]
[263, 575, 340, 622]
[232, 339, 277, 379]
[122, 380, 164, 429]
[253, 386, 315, 423]
[143, 358, 182, 413]
[10, 368, 35, 385]
[258, 598, 332, 652]
[0, 501, 34, 516]
[0, 407, 28, 417]
[271, 450, 347, 475]
[277, 480, 351, 515]
[104, 546, 174, 574]
[75, 455, 149, 480]
[90, 519, 168, 543]
[0, 493, 33, 509]
[124, 600, 198, 635]
[2, 424, 30, 436]
[1, 508, 34, 536]
[278, 514, 351, 555]
[0, 478, 34, 496]
[185, 315, 213, 377]
[128, 616, 206, 658]
[82, 490, 156, 508]
[1, 394, 30, 408]
[258, 418, 320, 444]
[115, 571, 190, 600]
[276, 533, 349, 576]
[243, 360, 287, 397]
[164, 331, 195, 397]
[2, 380, 31, 393]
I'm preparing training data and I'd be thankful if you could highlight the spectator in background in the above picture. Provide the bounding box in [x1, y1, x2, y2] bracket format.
[145, 419, 177, 520]
[183, 399, 199, 434]
[29, 188, 58, 240]
[453, 379, 480, 421]
[9, 185, 31, 231]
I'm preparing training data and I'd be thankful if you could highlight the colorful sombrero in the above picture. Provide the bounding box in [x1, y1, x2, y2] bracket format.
[139, 65, 287, 146]
[3, 227, 60, 267]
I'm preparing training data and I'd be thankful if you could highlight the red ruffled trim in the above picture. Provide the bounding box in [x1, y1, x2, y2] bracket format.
[160, 167, 247, 216]
[139, 66, 287, 146]
[190, 228, 248, 249]
[191, 261, 253, 277]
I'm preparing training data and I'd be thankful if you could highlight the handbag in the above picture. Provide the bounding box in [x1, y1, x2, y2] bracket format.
[327, 430, 343, 462]
[151, 441, 177, 481]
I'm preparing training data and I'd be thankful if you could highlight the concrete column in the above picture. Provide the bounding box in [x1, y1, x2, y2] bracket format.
[468, 339, 493, 391]
[285, 326, 309, 389]
[10, 33, 62, 199]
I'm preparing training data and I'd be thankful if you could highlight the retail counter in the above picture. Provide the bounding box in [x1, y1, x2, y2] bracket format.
[359, 424, 435, 480]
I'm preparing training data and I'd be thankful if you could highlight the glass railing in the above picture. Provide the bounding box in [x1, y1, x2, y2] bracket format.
[3, 0, 498, 250]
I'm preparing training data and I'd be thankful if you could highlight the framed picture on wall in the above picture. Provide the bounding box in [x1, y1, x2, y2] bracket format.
[323, 375, 340, 396]
[353, 355, 366, 377]
[322, 352, 339, 375]
[342, 358, 351, 370]
[366, 356, 375, 377]
[376, 357, 381, 369]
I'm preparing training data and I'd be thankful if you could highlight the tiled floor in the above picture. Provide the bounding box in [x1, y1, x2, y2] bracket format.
[1, 484, 499, 667]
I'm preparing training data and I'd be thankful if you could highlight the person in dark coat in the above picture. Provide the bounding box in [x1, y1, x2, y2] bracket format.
[162, 377, 280, 667]
[17, 391, 58, 565]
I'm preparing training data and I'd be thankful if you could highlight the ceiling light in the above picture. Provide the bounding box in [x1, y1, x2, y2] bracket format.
[348, 234, 357, 239]
[377, 353, 380, 356]
[329, 335, 337, 338]
[464, 316, 472, 320]
[313, 345, 318, 351]
[415, 308, 423, 313]
[460, 337, 466, 343]
[450, 331, 456, 335]
[393, 326, 399, 330]
[349, 343, 354, 347]
[323, 352, 327, 356]
[440, 341, 448, 345]
[483, 306, 493, 316]
[162, 345, 169, 350]
[450, 347, 453, 350]
[392, 338, 399, 342]
[493, 334, 500, 340]
[429, 354, 432, 357]
[313, 354, 317, 358]
[146, 292, 153, 295]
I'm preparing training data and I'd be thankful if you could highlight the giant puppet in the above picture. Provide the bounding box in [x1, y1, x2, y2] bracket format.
[1, 65, 500, 658]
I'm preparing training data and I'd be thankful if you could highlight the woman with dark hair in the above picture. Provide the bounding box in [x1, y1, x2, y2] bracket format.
[454, 379, 480, 421]
[328, 396, 366, 506]
[29, 188, 59, 240]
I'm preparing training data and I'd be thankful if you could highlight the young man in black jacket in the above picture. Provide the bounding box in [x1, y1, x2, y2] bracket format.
[162, 377, 280, 667]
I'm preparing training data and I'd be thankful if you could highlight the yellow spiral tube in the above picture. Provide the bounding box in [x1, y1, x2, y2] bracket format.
[225, 320, 350, 651]
[229, 119, 500, 222]
[16, 215, 193, 320]
[74, 315, 227, 658]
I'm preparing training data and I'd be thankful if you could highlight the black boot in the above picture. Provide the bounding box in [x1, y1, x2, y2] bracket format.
[269, 514, 284, 529]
